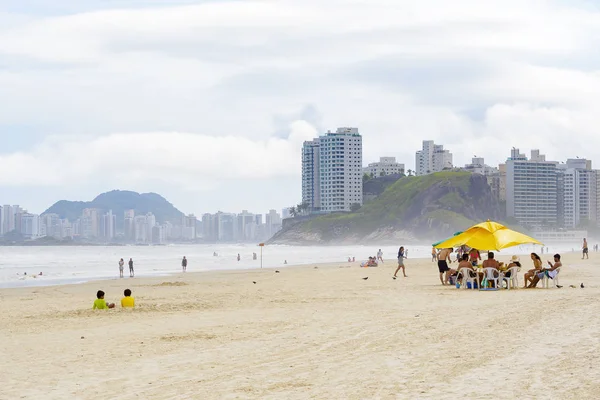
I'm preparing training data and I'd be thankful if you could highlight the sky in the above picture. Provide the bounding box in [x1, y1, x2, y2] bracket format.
[1, 0, 600, 216]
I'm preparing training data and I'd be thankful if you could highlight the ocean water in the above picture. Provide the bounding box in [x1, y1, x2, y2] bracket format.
[0, 243, 574, 288]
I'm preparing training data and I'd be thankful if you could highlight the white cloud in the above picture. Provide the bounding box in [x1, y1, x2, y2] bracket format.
[1, 0, 600, 213]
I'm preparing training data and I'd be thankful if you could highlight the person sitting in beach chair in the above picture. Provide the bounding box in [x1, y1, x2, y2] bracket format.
[529, 254, 562, 288]
[454, 254, 474, 285]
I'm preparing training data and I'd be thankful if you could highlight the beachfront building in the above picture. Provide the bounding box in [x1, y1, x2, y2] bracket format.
[558, 159, 597, 229]
[506, 148, 559, 228]
[463, 157, 498, 176]
[20, 213, 40, 239]
[415, 140, 453, 176]
[301, 139, 321, 212]
[363, 157, 405, 177]
[317, 127, 363, 212]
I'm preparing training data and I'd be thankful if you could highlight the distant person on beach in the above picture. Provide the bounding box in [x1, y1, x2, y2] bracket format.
[583, 238, 589, 259]
[237, 254, 241, 262]
[437, 248, 453, 285]
[93, 290, 115, 309]
[393, 246, 407, 279]
[284, 260, 288, 264]
[118, 258, 124, 278]
[405, 249, 409, 257]
[121, 289, 135, 308]
[128, 258, 134, 278]
[431, 248, 437, 262]
[182, 256, 188, 272]
[377, 249, 384, 263]
[253, 253, 257, 260]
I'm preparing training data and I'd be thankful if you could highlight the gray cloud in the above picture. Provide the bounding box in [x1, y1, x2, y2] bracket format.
[1, 0, 600, 215]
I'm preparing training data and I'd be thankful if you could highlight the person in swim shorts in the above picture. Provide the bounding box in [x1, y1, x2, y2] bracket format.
[437, 248, 453, 285]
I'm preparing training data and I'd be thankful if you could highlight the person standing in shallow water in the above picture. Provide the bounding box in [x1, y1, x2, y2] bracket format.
[182, 256, 187, 272]
[118, 258, 124, 278]
[583, 238, 589, 259]
[128, 258, 134, 278]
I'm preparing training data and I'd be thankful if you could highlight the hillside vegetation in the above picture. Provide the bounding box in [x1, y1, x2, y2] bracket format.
[271, 172, 503, 244]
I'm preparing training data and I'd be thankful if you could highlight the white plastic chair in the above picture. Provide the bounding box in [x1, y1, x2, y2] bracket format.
[542, 267, 561, 288]
[482, 267, 500, 289]
[500, 266, 520, 290]
[459, 268, 478, 290]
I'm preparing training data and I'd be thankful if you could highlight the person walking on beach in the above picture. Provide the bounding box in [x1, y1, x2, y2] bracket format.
[377, 249, 384, 263]
[393, 246, 407, 279]
[582, 238, 589, 259]
[128, 258, 134, 278]
[431, 247, 437, 262]
[118, 258, 124, 278]
[182, 256, 188, 272]
[437, 248, 453, 285]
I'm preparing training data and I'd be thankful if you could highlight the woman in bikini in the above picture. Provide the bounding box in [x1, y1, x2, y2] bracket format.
[523, 253, 543, 288]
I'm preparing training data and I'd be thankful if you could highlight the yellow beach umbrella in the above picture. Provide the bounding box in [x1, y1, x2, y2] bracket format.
[433, 220, 542, 251]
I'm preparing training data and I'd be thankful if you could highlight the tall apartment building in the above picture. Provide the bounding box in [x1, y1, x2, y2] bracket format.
[506, 149, 559, 228]
[2, 205, 15, 234]
[301, 139, 321, 212]
[363, 157, 405, 177]
[558, 159, 597, 228]
[415, 141, 453, 176]
[316, 127, 363, 213]
[101, 210, 116, 239]
[124, 209, 135, 240]
[20, 213, 40, 238]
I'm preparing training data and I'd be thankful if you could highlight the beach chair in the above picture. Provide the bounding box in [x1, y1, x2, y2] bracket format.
[500, 266, 520, 290]
[459, 268, 478, 290]
[482, 268, 500, 289]
[541, 267, 561, 288]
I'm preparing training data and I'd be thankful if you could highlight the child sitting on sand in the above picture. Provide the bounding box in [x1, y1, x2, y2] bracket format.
[93, 290, 115, 309]
[121, 289, 135, 308]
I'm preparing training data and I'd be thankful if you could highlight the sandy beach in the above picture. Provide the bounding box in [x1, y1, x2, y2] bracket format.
[1, 252, 599, 399]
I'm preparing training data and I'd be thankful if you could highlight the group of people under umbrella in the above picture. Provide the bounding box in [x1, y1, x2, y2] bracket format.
[433, 220, 561, 290]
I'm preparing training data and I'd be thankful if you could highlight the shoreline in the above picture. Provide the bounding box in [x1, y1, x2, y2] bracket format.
[0, 260, 355, 292]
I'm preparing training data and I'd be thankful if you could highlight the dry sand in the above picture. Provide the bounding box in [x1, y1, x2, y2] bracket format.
[1, 252, 599, 399]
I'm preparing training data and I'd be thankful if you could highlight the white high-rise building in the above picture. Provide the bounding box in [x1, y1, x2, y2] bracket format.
[506, 149, 559, 228]
[134, 215, 148, 243]
[301, 139, 321, 212]
[20, 213, 40, 238]
[2, 205, 13, 234]
[265, 209, 282, 238]
[559, 159, 597, 229]
[318, 127, 363, 212]
[363, 157, 405, 177]
[415, 141, 453, 176]
[124, 209, 135, 240]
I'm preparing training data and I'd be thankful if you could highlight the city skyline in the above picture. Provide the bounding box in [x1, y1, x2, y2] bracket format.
[1, 1, 600, 215]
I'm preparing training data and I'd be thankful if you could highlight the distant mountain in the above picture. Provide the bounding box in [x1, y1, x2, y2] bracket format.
[43, 190, 185, 227]
[270, 172, 504, 244]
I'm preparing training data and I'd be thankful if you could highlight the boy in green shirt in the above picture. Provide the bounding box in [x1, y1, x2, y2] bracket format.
[93, 290, 115, 309]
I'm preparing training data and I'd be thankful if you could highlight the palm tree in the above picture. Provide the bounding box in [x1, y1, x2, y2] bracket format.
[289, 206, 297, 217]
[407, 169, 414, 177]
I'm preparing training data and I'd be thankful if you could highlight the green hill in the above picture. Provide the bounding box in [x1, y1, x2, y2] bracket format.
[43, 190, 185, 228]
[271, 172, 504, 244]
